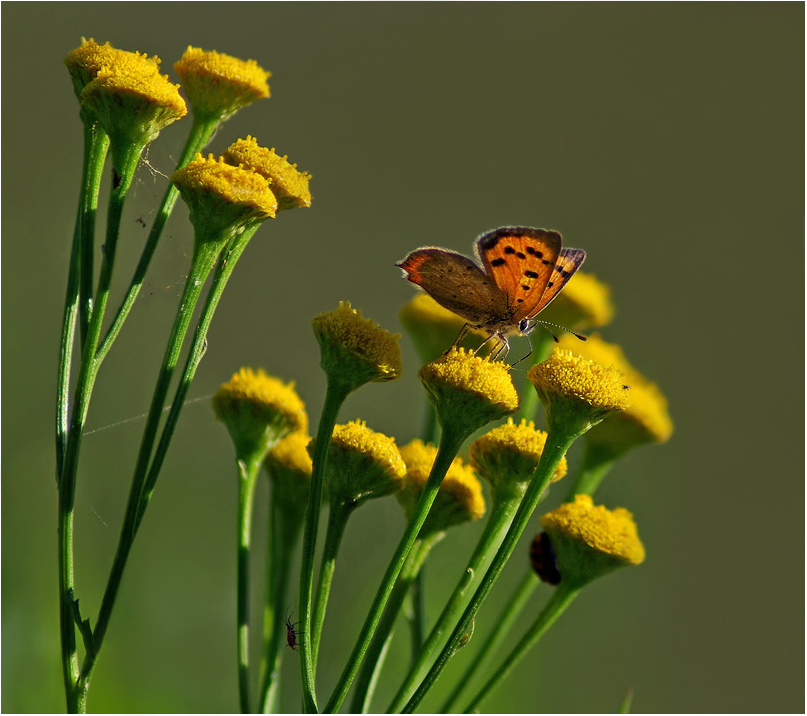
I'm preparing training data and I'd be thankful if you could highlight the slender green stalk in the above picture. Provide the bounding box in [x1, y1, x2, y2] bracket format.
[77, 234, 225, 698]
[135, 233, 257, 526]
[311, 499, 352, 667]
[57, 125, 109, 480]
[299, 379, 351, 713]
[406, 569, 426, 664]
[566, 441, 617, 498]
[259, 497, 303, 713]
[324, 425, 466, 714]
[57, 145, 140, 714]
[401, 433, 575, 713]
[96, 117, 219, 364]
[352, 533, 443, 714]
[237, 453, 265, 714]
[462, 583, 579, 712]
[386, 492, 520, 713]
[441, 570, 539, 712]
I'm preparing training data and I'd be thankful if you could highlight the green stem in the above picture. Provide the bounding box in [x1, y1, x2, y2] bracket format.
[401, 432, 576, 713]
[352, 533, 443, 714]
[77, 234, 225, 696]
[135, 232, 257, 527]
[57, 144, 139, 713]
[406, 569, 426, 665]
[386, 492, 521, 713]
[299, 379, 351, 713]
[96, 117, 219, 364]
[259, 498, 303, 714]
[462, 583, 579, 712]
[237, 453, 265, 714]
[566, 441, 618, 499]
[312, 499, 353, 667]
[324, 425, 466, 714]
[441, 571, 538, 712]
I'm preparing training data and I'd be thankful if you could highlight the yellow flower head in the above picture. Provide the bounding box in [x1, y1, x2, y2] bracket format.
[64, 38, 160, 101]
[398, 440, 485, 535]
[557, 334, 673, 456]
[212, 367, 307, 460]
[80, 56, 186, 170]
[264, 431, 315, 518]
[539, 271, 615, 331]
[171, 154, 277, 244]
[541, 494, 645, 588]
[309, 420, 406, 507]
[470, 418, 567, 502]
[398, 294, 472, 363]
[311, 302, 402, 392]
[419, 348, 519, 440]
[174, 47, 270, 122]
[527, 349, 630, 439]
[223, 137, 312, 211]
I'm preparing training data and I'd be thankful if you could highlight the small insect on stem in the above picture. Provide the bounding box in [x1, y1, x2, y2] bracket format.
[284, 608, 304, 651]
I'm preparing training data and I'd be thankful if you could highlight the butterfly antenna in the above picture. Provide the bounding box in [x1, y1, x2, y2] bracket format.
[510, 336, 534, 367]
[535, 320, 587, 342]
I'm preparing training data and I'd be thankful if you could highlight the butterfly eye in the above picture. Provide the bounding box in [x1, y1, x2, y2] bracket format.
[518, 318, 531, 333]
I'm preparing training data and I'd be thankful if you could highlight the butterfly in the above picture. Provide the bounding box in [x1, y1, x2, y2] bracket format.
[397, 226, 586, 360]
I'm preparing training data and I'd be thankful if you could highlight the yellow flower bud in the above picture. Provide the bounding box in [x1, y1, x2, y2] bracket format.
[527, 349, 630, 439]
[212, 367, 307, 460]
[311, 301, 402, 393]
[541, 494, 645, 588]
[223, 137, 312, 211]
[470, 418, 567, 502]
[419, 348, 519, 440]
[174, 47, 270, 122]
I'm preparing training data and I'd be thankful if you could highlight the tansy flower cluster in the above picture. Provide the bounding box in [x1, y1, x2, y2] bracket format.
[53, 34, 671, 716]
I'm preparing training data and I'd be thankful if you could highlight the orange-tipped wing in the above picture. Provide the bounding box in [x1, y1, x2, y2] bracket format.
[397, 247, 509, 327]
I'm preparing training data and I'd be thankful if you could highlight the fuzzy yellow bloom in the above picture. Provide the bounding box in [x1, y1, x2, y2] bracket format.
[470, 418, 567, 501]
[174, 47, 270, 121]
[213, 367, 307, 459]
[172, 154, 278, 242]
[528, 349, 630, 438]
[311, 301, 402, 390]
[64, 38, 160, 100]
[80, 57, 186, 167]
[557, 334, 673, 454]
[398, 440, 485, 534]
[311, 420, 406, 506]
[419, 348, 518, 438]
[541, 494, 645, 587]
[223, 137, 312, 211]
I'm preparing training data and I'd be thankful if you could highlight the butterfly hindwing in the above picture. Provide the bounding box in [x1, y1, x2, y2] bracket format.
[476, 227, 562, 322]
[397, 248, 509, 327]
[530, 247, 586, 315]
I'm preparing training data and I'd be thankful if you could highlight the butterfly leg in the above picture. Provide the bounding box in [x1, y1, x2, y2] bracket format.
[446, 323, 471, 355]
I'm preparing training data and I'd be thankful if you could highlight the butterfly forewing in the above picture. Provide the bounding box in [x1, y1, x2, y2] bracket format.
[530, 247, 586, 315]
[397, 248, 509, 327]
[477, 228, 562, 323]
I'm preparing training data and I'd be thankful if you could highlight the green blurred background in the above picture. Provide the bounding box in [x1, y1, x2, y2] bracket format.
[2, 3, 803, 713]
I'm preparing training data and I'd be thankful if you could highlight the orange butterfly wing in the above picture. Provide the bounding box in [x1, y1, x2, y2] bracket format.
[397, 247, 510, 327]
[531, 247, 586, 314]
[476, 228, 562, 323]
